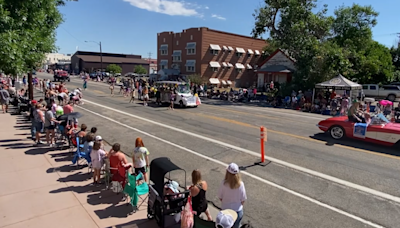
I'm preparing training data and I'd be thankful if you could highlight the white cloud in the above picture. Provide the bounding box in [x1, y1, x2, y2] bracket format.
[123, 0, 199, 16]
[205, 6, 209, 9]
[211, 14, 226, 20]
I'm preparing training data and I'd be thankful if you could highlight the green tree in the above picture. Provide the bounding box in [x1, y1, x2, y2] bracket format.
[252, 1, 393, 88]
[134, 65, 147, 74]
[187, 74, 205, 85]
[106, 64, 122, 75]
[0, 0, 64, 75]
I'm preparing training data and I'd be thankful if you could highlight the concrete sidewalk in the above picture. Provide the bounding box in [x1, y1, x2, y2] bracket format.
[0, 113, 157, 228]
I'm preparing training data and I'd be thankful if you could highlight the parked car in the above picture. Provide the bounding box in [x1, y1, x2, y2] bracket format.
[317, 114, 400, 147]
[53, 70, 70, 82]
[362, 84, 400, 101]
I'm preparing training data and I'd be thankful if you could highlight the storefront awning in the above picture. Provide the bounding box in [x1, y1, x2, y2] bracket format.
[222, 62, 228, 67]
[209, 78, 220, 84]
[221, 80, 227, 85]
[235, 63, 245, 69]
[209, 61, 221, 68]
[246, 64, 252, 69]
[159, 45, 168, 50]
[247, 49, 254, 55]
[209, 44, 221, 51]
[254, 50, 261, 55]
[236, 47, 245, 53]
[228, 46, 234, 51]
[185, 60, 196, 66]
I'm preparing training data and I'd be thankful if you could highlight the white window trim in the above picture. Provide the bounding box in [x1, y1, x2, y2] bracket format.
[210, 49, 219, 55]
[186, 42, 196, 55]
[172, 50, 182, 62]
[160, 44, 168, 55]
[186, 60, 196, 72]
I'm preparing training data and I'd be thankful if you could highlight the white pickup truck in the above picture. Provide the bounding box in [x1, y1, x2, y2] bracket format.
[362, 84, 400, 101]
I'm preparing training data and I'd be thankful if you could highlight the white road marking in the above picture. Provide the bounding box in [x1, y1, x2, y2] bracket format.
[81, 98, 400, 205]
[76, 105, 384, 228]
[233, 105, 326, 120]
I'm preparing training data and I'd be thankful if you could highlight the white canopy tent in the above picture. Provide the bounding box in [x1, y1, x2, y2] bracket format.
[313, 74, 362, 103]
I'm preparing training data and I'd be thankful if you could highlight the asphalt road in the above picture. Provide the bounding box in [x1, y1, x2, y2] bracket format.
[37, 73, 400, 228]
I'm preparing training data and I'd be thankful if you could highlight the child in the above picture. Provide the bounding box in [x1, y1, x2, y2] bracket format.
[90, 141, 106, 184]
[95, 135, 105, 150]
[132, 137, 150, 182]
[129, 88, 135, 103]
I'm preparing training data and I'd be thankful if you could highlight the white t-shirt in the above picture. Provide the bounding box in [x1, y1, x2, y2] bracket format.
[218, 181, 247, 212]
[133, 147, 149, 168]
[59, 92, 66, 98]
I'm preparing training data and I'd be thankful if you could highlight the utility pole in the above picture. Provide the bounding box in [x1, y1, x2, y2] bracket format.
[148, 52, 152, 74]
[100, 41, 103, 73]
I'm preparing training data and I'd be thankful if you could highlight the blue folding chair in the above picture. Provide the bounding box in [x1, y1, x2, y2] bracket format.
[72, 137, 91, 169]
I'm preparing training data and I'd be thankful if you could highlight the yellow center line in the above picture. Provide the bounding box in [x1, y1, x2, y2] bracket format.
[178, 109, 400, 161]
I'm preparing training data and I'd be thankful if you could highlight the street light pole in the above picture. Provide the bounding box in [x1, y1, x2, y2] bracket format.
[100, 41, 103, 73]
[85, 40, 102, 74]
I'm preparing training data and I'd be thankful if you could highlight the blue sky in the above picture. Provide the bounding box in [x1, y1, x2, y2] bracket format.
[56, 0, 400, 58]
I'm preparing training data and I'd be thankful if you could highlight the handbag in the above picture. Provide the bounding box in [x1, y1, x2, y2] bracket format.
[181, 196, 194, 228]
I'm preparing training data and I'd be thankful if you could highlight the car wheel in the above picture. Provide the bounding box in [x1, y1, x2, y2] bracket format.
[329, 126, 345, 140]
[388, 94, 396, 102]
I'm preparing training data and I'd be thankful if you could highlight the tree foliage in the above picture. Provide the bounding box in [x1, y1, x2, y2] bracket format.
[134, 65, 147, 74]
[106, 64, 122, 74]
[0, 0, 64, 75]
[252, 1, 393, 88]
[187, 74, 205, 85]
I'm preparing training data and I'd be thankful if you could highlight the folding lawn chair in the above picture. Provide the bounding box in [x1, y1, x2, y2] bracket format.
[124, 172, 149, 213]
[194, 215, 215, 228]
[71, 137, 91, 171]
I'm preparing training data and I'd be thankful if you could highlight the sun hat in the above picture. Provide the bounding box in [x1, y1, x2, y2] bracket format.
[226, 163, 239, 174]
[215, 209, 238, 228]
[95, 135, 102, 141]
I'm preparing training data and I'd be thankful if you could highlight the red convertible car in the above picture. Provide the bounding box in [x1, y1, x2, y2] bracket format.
[317, 114, 400, 146]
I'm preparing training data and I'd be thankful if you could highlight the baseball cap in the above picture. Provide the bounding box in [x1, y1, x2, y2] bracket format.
[215, 209, 238, 228]
[95, 135, 102, 141]
[226, 163, 239, 174]
[31, 100, 37, 104]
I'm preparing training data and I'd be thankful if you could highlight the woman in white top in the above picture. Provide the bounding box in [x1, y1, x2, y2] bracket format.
[218, 163, 247, 228]
[132, 137, 150, 182]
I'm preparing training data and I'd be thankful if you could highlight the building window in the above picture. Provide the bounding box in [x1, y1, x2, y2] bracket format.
[209, 61, 221, 72]
[186, 42, 196, 55]
[211, 67, 218, 72]
[160, 60, 168, 70]
[236, 47, 245, 57]
[176, 40, 179, 45]
[186, 60, 196, 72]
[190, 35, 193, 40]
[210, 50, 219, 55]
[163, 38, 166, 42]
[209, 44, 221, 55]
[160, 44, 168, 55]
[172, 50, 182, 62]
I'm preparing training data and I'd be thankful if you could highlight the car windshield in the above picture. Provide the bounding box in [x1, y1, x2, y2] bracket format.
[176, 85, 190, 94]
[371, 113, 390, 125]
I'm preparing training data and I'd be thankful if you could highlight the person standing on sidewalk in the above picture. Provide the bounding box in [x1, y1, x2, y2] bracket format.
[44, 103, 59, 147]
[29, 100, 38, 140]
[132, 137, 150, 182]
[143, 86, 149, 106]
[0, 86, 10, 113]
[218, 163, 247, 228]
[33, 103, 45, 145]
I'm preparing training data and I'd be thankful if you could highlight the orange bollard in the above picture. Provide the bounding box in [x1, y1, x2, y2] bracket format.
[260, 126, 265, 163]
[366, 103, 370, 113]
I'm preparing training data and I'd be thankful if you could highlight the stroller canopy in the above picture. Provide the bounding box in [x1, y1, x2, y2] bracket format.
[150, 157, 184, 197]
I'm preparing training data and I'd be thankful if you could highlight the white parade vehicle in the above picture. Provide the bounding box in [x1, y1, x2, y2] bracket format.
[155, 81, 200, 108]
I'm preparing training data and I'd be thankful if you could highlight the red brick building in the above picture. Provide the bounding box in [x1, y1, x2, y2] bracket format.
[157, 27, 266, 87]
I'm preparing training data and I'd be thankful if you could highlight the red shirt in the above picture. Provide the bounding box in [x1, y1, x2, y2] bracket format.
[63, 105, 73, 114]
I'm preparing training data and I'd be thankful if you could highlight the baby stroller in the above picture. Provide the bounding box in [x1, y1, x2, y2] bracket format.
[147, 157, 190, 228]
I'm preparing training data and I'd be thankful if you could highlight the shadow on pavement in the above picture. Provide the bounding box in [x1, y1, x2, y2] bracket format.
[57, 171, 92, 182]
[24, 147, 56, 155]
[87, 191, 124, 206]
[114, 219, 157, 228]
[0, 139, 23, 143]
[94, 203, 134, 219]
[47, 164, 84, 173]
[311, 133, 400, 157]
